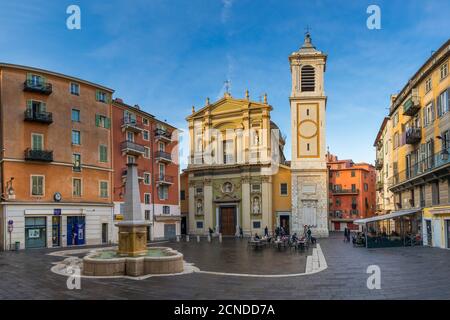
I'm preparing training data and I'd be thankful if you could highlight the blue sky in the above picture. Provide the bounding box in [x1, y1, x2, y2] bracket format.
[1, 0, 449, 168]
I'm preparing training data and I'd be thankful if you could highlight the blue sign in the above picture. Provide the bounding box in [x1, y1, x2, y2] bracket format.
[8, 220, 13, 225]
[54, 209, 62, 216]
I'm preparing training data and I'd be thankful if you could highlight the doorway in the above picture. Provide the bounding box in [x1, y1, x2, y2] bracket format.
[67, 216, 85, 246]
[52, 216, 61, 247]
[279, 215, 290, 235]
[446, 220, 450, 249]
[334, 222, 341, 232]
[426, 220, 432, 246]
[164, 224, 176, 239]
[101, 223, 108, 244]
[220, 206, 236, 236]
[181, 216, 187, 235]
[25, 217, 47, 249]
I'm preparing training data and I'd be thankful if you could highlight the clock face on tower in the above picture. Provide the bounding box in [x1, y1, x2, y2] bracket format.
[297, 103, 320, 158]
[298, 119, 318, 139]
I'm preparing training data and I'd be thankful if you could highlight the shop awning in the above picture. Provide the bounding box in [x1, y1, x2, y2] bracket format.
[354, 208, 421, 225]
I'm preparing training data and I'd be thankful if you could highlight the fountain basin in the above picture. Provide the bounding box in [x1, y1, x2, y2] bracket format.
[83, 247, 184, 277]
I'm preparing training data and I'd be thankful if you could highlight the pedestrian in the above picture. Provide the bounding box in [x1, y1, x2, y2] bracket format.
[208, 227, 214, 239]
[346, 228, 351, 243]
[239, 226, 243, 238]
[306, 226, 312, 243]
[264, 226, 269, 237]
[343, 227, 348, 242]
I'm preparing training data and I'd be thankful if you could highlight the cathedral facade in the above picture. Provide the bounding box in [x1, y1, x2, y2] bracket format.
[180, 33, 329, 238]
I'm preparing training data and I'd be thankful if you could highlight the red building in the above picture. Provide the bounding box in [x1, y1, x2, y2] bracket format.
[327, 153, 376, 231]
[111, 98, 180, 241]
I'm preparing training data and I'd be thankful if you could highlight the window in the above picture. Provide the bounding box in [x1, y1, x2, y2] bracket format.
[335, 171, 340, 178]
[144, 193, 151, 204]
[280, 183, 288, 196]
[351, 184, 356, 192]
[180, 190, 185, 200]
[31, 133, 43, 150]
[424, 102, 435, 127]
[144, 172, 151, 185]
[73, 178, 82, 197]
[126, 131, 134, 142]
[393, 112, 399, 127]
[432, 181, 440, 205]
[71, 109, 80, 122]
[196, 187, 203, 194]
[70, 83, 80, 95]
[144, 147, 151, 159]
[425, 77, 432, 93]
[364, 183, 369, 192]
[99, 145, 108, 162]
[394, 132, 399, 149]
[72, 153, 81, 171]
[420, 185, 425, 207]
[437, 89, 449, 117]
[96, 115, 110, 129]
[158, 185, 169, 200]
[442, 130, 450, 150]
[143, 118, 149, 126]
[351, 170, 355, 177]
[99, 181, 108, 198]
[145, 210, 151, 220]
[223, 140, 234, 164]
[127, 155, 136, 164]
[440, 62, 448, 80]
[163, 206, 170, 214]
[301, 65, 315, 92]
[143, 130, 149, 140]
[29, 74, 43, 86]
[196, 221, 204, 229]
[72, 130, 81, 145]
[335, 198, 341, 206]
[96, 90, 108, 103]
[31, 175, 44, 196]
[253, 221, 261, 229]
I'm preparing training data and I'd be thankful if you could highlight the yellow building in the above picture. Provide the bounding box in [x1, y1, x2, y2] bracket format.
[380, 38, 450, 249]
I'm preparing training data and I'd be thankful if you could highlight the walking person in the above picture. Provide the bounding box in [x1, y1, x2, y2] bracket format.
[264, 226, 269, 238]
[346, 228, 351, 243]
[239, 226, 243, 238]
[343, 227, 348, 243]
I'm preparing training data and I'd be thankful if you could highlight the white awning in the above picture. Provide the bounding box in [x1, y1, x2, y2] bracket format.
[354, 209, 421, 225]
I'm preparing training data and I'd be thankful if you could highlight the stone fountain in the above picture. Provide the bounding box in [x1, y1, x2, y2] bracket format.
[82, 163, 184, 277]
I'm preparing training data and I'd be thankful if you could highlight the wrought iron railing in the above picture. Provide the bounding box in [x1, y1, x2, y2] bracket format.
[24, 148, 53, 162]
[24, 109, 53, 123]
[23, 80, 52, 94]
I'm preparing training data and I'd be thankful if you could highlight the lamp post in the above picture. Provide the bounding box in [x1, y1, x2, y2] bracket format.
[436, 136, 450, 161]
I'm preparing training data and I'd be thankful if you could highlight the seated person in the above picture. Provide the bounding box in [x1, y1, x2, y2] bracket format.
[254, 233, 260, 240]
[291, 233, 298, 242]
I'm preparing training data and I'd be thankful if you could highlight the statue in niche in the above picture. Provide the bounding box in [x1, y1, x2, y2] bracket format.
[196, 199, 203, 215]
[253, 131, 260, 146]
[252, 196, 261, 214]
[223, 182, 233, 193]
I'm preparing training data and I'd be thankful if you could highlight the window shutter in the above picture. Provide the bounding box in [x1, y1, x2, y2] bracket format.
[437, 96, 441, 117]
[422, 108, 427, 126]
[95, 114, 100, 127]
[41, 76, 46, 85]
[41, 102, 46, 112]
[105, 117, 111, 129]
[95, 90, 100, 101]
[26, 73, 32, 82]
[431, 101, 435, 121]
[26, 100, 32, 111]
[447, 88, 450, 113]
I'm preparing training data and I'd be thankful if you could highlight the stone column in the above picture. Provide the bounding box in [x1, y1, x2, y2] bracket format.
[261, 175, 272, 232]
[241, 176, 251, 236]
[203, 178, 213, 235]
[235, 205, 240, 236]
[215, 207, 220, 235]
[188, 181, 196, 234]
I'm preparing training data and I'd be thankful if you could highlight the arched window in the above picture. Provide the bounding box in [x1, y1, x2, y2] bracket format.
[301, 65, 315, 92]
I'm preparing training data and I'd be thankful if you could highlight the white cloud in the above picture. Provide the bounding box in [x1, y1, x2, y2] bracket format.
[221, 0, 233, 23]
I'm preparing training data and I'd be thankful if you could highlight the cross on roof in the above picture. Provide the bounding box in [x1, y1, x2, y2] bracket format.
[224, 80, 231, 94]
[305, 25, 312, 35]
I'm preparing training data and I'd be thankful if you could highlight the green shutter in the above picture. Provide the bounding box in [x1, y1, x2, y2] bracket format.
[95, 114, 100, 127]
[40, 102, 46, 112]
[26, 73, 32, 82]
[41, 76, 46, 85]
[95, 90, 100, 101]
[26, 100, 32, 111]
[105, 117, 111, 129]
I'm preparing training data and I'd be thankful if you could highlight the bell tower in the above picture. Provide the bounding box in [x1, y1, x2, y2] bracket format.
[289, 32, 329, 237]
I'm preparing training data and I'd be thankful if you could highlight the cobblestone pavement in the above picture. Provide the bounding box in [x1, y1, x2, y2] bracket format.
[0, 233, 449, 299]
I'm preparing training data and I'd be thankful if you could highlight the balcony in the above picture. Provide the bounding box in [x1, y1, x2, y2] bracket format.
[24, 109, 53, 124]
[375, 158, 383, 170]
[155, 150, 172, 163]
[121, 168, 145, 180]
[376, 181, 384, 191]
[24, 149, 53, 162]
[332, 189, 359, 195]
[23, 80, 52, 95]
[120, 141, 146, 156]
[155, 128, 172, 142]
[403, 95, 420, 116]
[121, 118, 143, 133]
[155, 174, 175, 185]
[405, 127, 422, 145]
[389, 146, 450, 191]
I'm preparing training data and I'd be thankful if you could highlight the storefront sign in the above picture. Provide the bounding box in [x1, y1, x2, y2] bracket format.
[114, 214, 124, 221]
[8, 220, 13, 225]
[54, 209, 62, 216]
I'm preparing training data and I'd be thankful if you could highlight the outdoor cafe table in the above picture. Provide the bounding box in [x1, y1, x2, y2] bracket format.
[274, 239, 287, 250]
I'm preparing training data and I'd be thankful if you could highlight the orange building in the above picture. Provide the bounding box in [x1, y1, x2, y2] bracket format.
[0, 63, 114, 250]
[327, 153, 376, 231]
[111, 99, 180, 241]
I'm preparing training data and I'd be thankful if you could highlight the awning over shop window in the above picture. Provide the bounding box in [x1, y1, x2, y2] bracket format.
[354, 208, 421, 225]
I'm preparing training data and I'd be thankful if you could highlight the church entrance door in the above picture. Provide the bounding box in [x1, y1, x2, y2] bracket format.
[220, 206, 236, 236]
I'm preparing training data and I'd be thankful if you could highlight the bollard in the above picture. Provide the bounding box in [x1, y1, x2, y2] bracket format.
[176, 235, 180, 242]
[208, 234, 211, 242]
[219, 233, 223, 243]
[197, 235, 200, 243]
[186, 235, 190, 242]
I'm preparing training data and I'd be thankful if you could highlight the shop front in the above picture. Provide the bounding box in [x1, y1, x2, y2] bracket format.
[67, 216, 86, 246]
[423, 206, 450, 249]
[25, 217, 47, 249]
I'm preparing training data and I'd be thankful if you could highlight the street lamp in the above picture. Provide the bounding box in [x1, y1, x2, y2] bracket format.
[436, 136, 450, 161]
